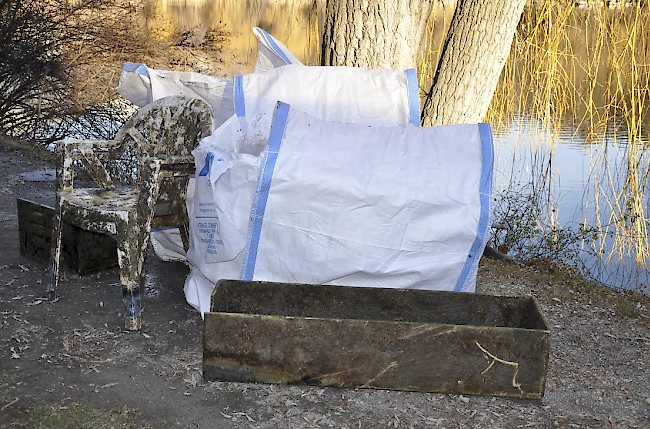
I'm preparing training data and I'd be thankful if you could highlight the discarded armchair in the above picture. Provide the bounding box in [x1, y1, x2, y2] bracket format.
[47, 96, 213, 330]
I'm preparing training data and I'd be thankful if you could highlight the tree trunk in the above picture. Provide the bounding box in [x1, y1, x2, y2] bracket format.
[321, 0, 527, 127]
[421, 0, 527, 126]
[321, 0, 435, 69]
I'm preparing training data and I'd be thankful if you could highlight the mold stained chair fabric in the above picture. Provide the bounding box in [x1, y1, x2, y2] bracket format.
[47, 96, 213, 330]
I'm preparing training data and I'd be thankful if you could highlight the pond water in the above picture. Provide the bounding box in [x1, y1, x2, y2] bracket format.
[493, 117, 650, 292]
[149, 0, 650, 293]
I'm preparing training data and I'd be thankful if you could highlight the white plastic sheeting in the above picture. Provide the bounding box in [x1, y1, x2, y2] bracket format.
[185, 102, 494, 315]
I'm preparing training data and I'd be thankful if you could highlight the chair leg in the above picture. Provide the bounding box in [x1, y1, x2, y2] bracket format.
[47, 203, 64, 300]
[122, 284, 142, 331]
[121, 162, 161, 330]
[117, 243, 142, 331]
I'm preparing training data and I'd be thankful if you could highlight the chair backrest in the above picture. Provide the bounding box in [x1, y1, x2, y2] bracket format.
[106, 96, 213, 186]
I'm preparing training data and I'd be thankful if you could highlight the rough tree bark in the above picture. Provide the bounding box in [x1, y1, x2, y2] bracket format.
[421, 0, 527, 126]
[321, 0, 528, 126]
[321, 0, 435, 69]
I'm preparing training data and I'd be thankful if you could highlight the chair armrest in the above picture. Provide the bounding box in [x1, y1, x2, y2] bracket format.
[54, 138, 120, 190]
[54, 138, 121, 159]
[134, 155, 196, 227]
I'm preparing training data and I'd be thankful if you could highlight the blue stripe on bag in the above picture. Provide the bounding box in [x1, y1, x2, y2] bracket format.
[258, 28, 293, 65]
[198, 152, 213, 177]
[454, 123, 494, 292]
[234, 75, 245, 117]
[240, 102, 291, 280]
[405, 68, 420, 126]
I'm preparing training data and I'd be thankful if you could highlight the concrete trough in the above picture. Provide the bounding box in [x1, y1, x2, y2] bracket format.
[203, 280, 550, 398]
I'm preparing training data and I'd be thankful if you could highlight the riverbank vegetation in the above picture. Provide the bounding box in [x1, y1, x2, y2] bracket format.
[1, 0, 136, 142]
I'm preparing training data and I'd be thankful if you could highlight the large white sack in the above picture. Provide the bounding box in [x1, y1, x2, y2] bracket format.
[117, 27, 299, 125]
[188, 62, 421, 263]
[185, 103, 494, 315]
[200, 64, 420, 158]
[185, 63, 421, 303]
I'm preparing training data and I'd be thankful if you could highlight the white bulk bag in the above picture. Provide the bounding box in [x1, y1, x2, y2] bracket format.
[185, 103, 494, 315]
[117, 27, 299, 126]
[198, 64, 419, 157]
[234, 64, 420, 132]
[186, 63, 421, 302]
[189, 62, 420, 260]
[199, 64, 420, 158]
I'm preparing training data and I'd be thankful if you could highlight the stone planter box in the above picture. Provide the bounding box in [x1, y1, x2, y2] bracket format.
[203, 280, 551, 398]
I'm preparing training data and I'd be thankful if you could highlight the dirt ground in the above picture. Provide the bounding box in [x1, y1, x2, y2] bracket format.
[0, 142, 649, 429]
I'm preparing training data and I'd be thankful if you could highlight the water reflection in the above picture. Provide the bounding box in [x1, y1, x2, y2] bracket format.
[148, 0, 320, 74]
[493, 115, 649, 291]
